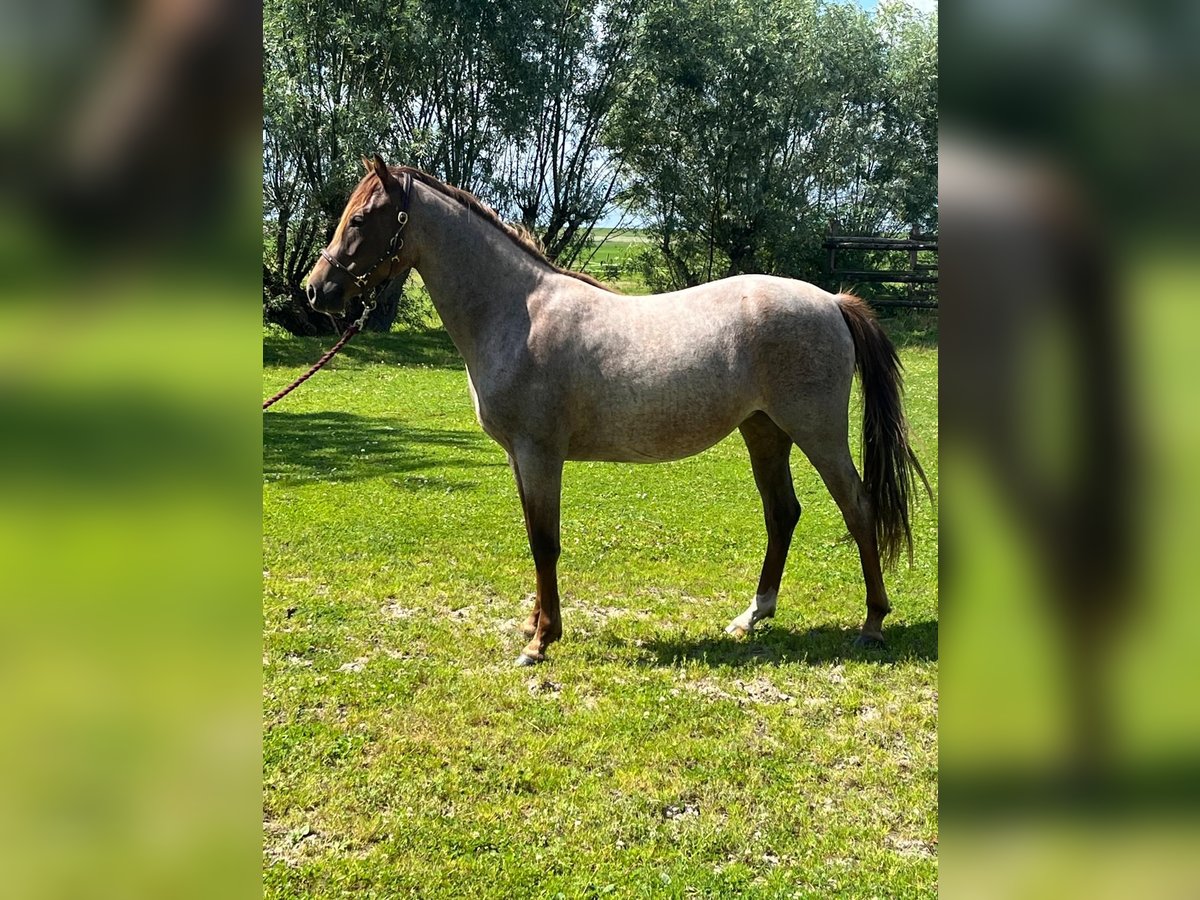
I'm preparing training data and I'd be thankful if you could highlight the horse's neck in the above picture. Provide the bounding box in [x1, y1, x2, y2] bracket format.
[411, 189, 546, 372]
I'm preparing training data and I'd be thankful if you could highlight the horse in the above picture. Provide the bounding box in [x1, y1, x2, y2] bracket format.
[305, 155, 930, 666]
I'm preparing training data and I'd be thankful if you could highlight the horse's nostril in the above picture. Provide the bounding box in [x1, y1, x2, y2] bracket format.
[306, 283, 318, 307]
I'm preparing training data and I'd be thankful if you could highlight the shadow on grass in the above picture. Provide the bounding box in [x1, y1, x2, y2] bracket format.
[264, 409, 501, 486]
[608, 619, 937, 668]
[264, 327, 463, 370]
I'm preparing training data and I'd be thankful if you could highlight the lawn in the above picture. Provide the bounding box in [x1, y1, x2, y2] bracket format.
[263, 313, 939, 898]
[577, 229, 651, 293]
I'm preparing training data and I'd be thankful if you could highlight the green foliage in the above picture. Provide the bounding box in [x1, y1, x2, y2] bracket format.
[264, 0, 647, 332]
[263, 327, 938, 896]
[872, 1, 939, 230]
[392, 274, 439, 330]
[609, 0, 938, 288]
[263, 0, 937, 319]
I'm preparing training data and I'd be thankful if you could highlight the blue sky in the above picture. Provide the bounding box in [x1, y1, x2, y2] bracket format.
[854, 0, 939, 11]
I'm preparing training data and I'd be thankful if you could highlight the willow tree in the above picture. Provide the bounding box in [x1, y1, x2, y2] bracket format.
[609, 0, 937, 289]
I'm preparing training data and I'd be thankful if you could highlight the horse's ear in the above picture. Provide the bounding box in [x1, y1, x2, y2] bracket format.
[361, 156, 374, 173]
[369, 153, 396, 188]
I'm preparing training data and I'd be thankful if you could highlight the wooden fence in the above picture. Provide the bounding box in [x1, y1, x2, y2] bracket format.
[823, 224, 938, 308]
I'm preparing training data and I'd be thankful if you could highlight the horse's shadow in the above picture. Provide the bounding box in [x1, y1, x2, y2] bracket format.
[264, 328, 464, 370]
[263, 409, 502, 486]
[601, 619, 937, 668]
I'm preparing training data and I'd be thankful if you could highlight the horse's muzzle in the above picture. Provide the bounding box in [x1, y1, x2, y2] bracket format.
[307, 278, 345, 313]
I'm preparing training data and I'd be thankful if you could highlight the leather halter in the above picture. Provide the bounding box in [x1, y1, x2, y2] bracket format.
[319, 170, 413, 290]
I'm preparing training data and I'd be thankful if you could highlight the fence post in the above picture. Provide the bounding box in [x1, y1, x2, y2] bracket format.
[820, 226, 937, 308]
[826, 219, 838, 291]
[908, 225, 919, 304]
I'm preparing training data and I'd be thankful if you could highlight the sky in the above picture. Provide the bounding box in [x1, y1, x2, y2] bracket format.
[855, 0, 939, 11]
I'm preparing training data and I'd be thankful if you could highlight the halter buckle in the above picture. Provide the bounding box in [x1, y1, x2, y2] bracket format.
[354, 297, 377, 330]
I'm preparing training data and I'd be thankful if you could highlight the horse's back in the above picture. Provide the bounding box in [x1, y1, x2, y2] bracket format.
[576, 274, 854, 396]
[522, 274, 855, 463]
[566, 274, 847, 354]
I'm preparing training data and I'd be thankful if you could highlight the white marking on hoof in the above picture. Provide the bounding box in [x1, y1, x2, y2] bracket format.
[515, 653, 539, 667]
[725, 590, 777, 636]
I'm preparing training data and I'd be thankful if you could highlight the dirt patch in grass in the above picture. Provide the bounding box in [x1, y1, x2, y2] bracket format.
[677, 675, 799, 706]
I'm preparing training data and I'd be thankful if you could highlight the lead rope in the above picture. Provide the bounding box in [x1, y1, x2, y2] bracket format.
[262, 299, 375, 410]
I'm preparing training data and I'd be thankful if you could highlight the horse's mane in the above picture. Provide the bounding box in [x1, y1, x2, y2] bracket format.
[394, 167, 616, 293]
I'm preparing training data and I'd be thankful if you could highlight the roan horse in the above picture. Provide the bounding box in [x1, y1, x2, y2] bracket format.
[305, 155, 930, 666]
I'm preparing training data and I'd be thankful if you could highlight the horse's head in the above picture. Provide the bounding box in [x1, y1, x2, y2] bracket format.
[305, 154, 413, 314]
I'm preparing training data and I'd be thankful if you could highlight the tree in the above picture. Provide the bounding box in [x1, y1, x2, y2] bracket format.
[263, 0, 645, 333]
[610, 0, 937, 290]
[874, 0, 939, 232]
[263, 0, 413, 332]
[263, 0, 938, 320]
[491, 0, 644, 266]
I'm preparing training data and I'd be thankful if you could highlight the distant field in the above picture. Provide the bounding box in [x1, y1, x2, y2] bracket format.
[577, 229, 651, 292]
[588, 228, 650, 244]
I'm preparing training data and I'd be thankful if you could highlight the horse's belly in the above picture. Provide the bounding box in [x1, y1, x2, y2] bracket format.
[567, 393, 752, 462]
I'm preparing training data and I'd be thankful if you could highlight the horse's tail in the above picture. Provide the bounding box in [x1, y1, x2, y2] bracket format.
[835, 292, 931, 567]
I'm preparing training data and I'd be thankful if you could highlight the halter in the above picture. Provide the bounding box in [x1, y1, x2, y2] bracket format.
[319, 170, 413, 290]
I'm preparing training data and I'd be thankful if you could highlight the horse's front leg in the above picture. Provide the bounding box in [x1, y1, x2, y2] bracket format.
[728, 414, 800, 637]
[511, 446, 564, 666]
[508, 453, 541, 639]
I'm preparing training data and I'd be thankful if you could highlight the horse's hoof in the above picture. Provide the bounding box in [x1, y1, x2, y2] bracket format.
[853, 632, 885, 650]
[725, 623, 749, 639]
[515, 653, 540, 667]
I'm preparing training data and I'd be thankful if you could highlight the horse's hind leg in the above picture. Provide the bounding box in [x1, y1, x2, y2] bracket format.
[727, 413, 801, 637]
[800, 437, 891, 647]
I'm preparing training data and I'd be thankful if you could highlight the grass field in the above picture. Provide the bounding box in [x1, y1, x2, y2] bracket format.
[577, 229, 651, 293]
[263, 314, 938, 897]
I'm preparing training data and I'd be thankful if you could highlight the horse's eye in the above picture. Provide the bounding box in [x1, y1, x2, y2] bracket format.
[350, 215, 364, 227]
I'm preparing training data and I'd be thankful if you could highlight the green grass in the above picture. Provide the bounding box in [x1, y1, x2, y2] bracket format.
[263, 322, 938, 898]
[578, 229, 651, 293]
